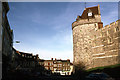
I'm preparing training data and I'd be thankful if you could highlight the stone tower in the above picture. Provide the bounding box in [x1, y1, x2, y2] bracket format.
[72, 5, 103, 71]
[72, 4, 120, 72]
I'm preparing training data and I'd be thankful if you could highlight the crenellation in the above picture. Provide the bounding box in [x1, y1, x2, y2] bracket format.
[104, 25, 109, 28]
[110, 22, 116, 27]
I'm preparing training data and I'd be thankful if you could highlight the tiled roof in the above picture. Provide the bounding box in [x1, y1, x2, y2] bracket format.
[70, 63, 73, 65]
[81, 6, 99, 19]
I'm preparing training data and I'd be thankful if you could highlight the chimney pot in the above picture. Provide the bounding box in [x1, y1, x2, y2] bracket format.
[51, 58, 53, 60]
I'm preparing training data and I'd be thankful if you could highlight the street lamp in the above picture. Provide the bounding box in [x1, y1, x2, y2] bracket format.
[13, 41, 20, 44]
[15, 41, 20, 43]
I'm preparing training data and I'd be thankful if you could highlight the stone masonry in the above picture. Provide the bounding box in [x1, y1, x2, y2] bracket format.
[72, 5, 120, 71]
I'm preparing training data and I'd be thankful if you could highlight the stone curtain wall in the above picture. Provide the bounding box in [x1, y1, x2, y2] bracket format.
[72, 19, 120, 70]
[92, 20, 120, 68]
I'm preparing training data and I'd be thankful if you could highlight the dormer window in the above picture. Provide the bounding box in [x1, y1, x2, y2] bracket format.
[88, 9, 92, 17]
[88, 12, 92, 16]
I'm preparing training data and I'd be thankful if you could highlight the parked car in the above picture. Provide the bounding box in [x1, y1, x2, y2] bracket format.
[85, 72, 114, 80]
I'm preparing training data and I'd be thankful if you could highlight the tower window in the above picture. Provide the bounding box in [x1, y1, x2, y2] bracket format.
[94, 24, 96, 27]
[115, 27, 119, 32]
[88, 9, 92, 17]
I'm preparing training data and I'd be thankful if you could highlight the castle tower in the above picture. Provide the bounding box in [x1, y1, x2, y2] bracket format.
[72, 5, 103, 71]
[72, 4, 120, 72]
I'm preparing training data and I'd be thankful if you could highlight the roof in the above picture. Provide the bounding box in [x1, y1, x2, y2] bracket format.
[19, 52, 32, 55]
[39, 59, 45, 62]
[81, 5, 100, 19]
[70, 63, 73, 65]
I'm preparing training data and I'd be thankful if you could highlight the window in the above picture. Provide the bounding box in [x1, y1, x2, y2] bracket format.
[68, 68, 70, 71]
[54, 64, 57, 67]
[22, 54, 24, 57]
[45, 63, 48, 66]
[45, 67, 48, 70]
[50, 67, 53, 70]
[54, 68, 57, 71]
[68, 64, 70, 66]
[58, 64, 62, 67]
[115, 27, 119, 32]
[95, 24, 97, 31]
[94, 24, 96, 27]
[88, 12, 92, 16]
[66, 68, 67, 71]
[30, 56, 32, 58]
[50, 63, 53, 66]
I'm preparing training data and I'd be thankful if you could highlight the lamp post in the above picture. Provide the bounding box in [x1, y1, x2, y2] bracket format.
[13, 41, 20, 44]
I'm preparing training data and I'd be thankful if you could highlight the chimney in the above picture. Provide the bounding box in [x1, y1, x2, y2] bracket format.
[51, 58, 53, 60]
[98, 4, 100, 14]
[67, 59, 70, 61]
[98, 22, 103, 29]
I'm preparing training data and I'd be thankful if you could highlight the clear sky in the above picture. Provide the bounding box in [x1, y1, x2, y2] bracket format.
[7, 2, 118, 62]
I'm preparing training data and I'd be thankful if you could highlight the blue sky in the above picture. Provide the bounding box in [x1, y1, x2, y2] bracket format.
[7, 2, 118, 62]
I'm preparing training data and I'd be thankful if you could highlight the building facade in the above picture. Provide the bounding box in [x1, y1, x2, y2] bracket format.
[1, 2, 14, 78]
[72, 5, 120, 72]
[39, 58, 73, 75]
[14, 51, 39, 71]
[0, 1, 2, 79]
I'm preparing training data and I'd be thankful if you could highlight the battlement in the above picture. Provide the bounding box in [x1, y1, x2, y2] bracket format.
[99, 20, 120, 33]
[105, 20, 119, 27]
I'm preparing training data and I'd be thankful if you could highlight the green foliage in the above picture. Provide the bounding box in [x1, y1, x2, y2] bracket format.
[86, 64, 120, 72]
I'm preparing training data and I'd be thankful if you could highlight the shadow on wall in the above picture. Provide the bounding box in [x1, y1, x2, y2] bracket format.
[73, 62, 87, 80]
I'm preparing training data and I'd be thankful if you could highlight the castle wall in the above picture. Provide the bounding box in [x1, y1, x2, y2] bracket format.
[72, 17, 100, 69]
[73, 19, 120, 70]
[92, 20, 120, 68]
